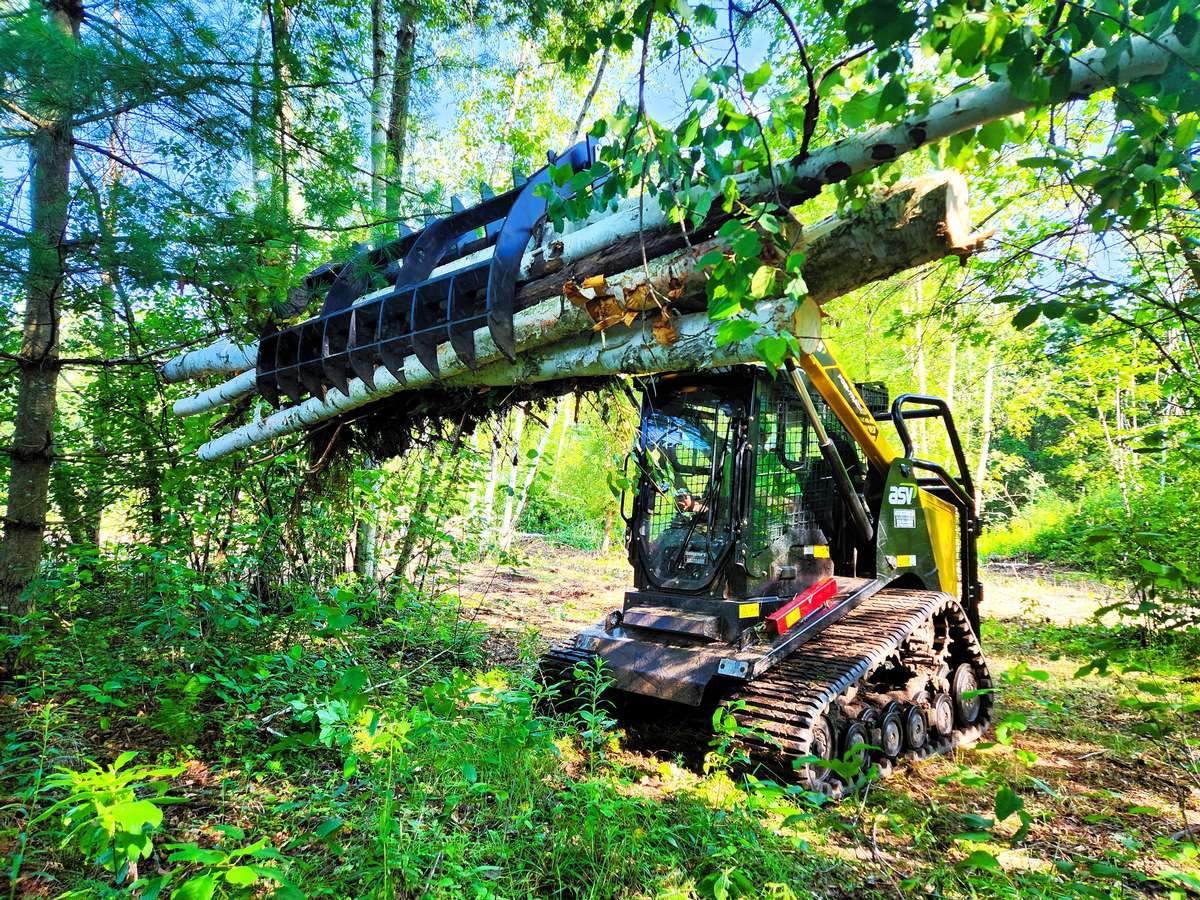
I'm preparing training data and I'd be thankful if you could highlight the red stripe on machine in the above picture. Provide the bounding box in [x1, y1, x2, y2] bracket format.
[766, 578, 839, 635]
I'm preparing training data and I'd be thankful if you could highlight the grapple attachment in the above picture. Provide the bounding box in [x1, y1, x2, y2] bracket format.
[255, 139, 600, 407]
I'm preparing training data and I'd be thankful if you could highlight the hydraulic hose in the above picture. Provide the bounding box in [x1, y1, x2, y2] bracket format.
[784, 359, 875, 544]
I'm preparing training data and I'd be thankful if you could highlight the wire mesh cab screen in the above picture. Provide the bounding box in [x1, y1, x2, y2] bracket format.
[748, 375, 865, 590]
[638, 387, 738, 590]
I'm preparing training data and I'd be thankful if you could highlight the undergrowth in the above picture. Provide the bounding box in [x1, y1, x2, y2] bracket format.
[4, 545, 1200, 897]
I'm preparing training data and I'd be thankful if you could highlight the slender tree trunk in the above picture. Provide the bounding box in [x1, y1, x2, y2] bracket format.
[0, 0, 80, 641]
[499, 405, 527, 542]
[480, 433, 501, 547]
[973, 348, 995, 511]
[501, 399, 564, 550]
[944, 333, 958, 411]
[490, 40, 534, 184]
[569, 45, 609, 142]
[369, 0, 387, 214]
[353, 458, 380, 580]
[267, 0, 303, 221]
[385, 11, 417, 228]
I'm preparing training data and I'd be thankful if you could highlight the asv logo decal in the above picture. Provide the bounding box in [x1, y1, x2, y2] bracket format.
[888, 485, 915, 505]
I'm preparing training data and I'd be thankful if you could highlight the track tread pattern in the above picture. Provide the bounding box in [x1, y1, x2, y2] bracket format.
[539, 588, 992, 795]
[725, 588, 991, 792]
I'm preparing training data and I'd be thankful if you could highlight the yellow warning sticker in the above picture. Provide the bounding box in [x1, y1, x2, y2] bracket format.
[895, 554, 916, 567]
[738, 602, 760, 619]
[803, 545, 831, 558]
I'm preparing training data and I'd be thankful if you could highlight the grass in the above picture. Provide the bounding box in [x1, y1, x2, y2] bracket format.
[6, 546, 1200, 897]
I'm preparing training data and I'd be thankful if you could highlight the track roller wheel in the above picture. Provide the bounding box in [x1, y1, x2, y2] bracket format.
[841, 721, 870, 774]
[951, 662, 982, 726]
[904, 704, 928, 751]
[930, 692, 955, 737]
[801, 715, 837, 790]
[877, 702, 904, 758]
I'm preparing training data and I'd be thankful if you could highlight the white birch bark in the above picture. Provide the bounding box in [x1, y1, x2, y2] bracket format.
[974, 347, 996, 510]
[163, 338, 259, 383]
[501, 399, 564, 550]
[499, 405, 527, 542]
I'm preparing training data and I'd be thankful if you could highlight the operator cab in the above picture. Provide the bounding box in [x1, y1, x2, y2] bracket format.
[627, 367, 885, 608]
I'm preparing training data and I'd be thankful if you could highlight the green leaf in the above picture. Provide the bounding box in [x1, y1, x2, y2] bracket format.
[1011, 304, 1041, 329]
[462, 762, 478, 784]
[225, 866, 258, 886]
[113, 751, 138, 770]
[743, 61, 771, 93]
[174, 874, 217, 900]
[976, 120, 1009, 152]
[756, 335, 790, 371]
[961, 850, 1002, 872]
[1133, 163, 1158, 182]
[995, 784, 1023, 821]
[111, 799, 163, 834]
[716, 318, 761, 346]
[750, 265, 777, 299]
[1174, 117, 1198, 154]
[314, 817, 343, 839]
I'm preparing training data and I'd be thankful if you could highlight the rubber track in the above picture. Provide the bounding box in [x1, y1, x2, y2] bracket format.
[725, 588, 992, 794]
[540, 589, 992, 794]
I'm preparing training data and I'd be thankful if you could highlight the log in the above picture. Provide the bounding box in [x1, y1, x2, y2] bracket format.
[192, 173, 982, 459]
[196, 299, 802, 460]
[162, 337, 257, 383]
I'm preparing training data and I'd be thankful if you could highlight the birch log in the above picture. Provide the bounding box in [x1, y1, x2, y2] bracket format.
[174, 170, 975, 418]
[197, 298, 803, 460]
[162, 338, 258, 383]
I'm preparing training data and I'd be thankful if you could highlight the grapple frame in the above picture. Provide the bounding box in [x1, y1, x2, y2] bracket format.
[255, 139, 600, 407]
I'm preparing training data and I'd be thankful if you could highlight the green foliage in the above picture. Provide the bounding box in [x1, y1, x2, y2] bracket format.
[32, 754, 181, 884]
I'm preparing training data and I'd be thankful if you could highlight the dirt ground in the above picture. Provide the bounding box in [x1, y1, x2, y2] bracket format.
[447, 540, 1122, 655]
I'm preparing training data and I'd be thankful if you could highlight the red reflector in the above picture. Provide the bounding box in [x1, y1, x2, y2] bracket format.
[766, 578, 839, 635]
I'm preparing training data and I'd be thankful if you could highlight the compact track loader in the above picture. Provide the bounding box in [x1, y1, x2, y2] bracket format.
[174, 131, 991, 792]
[540, 347, 992, 794]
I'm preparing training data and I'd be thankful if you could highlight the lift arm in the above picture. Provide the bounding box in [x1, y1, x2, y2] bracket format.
[796, 344, 896, 472]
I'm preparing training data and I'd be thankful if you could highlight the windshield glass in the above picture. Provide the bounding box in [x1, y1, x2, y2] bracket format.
[638, 388, 738, 590]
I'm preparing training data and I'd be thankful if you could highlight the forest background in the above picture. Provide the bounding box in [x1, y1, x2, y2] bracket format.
[1, 0, 1199, 894]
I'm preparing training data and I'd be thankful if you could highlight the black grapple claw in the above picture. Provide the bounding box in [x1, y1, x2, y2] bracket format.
[254, 139, 602, 407]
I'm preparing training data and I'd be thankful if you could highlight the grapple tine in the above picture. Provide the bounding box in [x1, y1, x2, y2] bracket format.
[320, 313, 354, 396]
[275, 330, 302, 404]
[296, 321, 326, 398]
[378, 289, 413, 383]
[447, 269, 485, 370]
[256, 333, 282, 408]
[479, 180, 495, 200]
[348, 300, 381, 390]
[409, 280, 444, 378]
[512, 166, 527, 188]
[487, 138, 599, 362]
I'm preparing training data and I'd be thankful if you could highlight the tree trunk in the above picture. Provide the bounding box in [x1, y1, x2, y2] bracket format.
[0, 0, 80, 642]
[499, 405, 527, 543]
[480, 434, 501, 547]
[353, 457, 380, 580]
[974, 348, 995, 511]
[501, 399, 563, 550]
[369, 0, 386, 214]
[385, 11, 417, 227]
